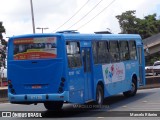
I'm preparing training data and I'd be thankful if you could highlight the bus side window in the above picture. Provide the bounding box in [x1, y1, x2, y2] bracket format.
[129, 41, 137, 60]
[66, 41, 82, 68]
[92, 42, 98, 64]
[119, 41, 130, 61]
[109, 41, 120, 62]
[97, 41, 110, 64]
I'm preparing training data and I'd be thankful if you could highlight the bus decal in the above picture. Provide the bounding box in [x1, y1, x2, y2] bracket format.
[69, 71, 74, 76]
[69, 85, 75, 90]
[102, 62, 125, 84]
[14, 37, 57, 60]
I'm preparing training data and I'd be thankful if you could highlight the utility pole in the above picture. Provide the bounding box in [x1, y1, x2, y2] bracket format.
[30, 0, 35, 33]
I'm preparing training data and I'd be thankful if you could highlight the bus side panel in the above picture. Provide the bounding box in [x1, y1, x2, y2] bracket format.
[68, 68, 85, 103]
[125, 60, 139, 91]
[93, 65, 110, 98]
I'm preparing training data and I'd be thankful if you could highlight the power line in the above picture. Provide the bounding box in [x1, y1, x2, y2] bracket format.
[53, 0, 90, 32]
[77, 0, 116, 30]
[67, 0, 104, 29]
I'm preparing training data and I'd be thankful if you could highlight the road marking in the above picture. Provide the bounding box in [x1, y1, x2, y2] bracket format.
[97, 117, 104, 119]
[122, 106, 127, 108]
[142, 101, 147, 103]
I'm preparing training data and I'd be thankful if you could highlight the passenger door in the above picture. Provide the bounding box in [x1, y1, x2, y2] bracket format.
[137, 46, 145, 85]
[81, 48, 93, 101]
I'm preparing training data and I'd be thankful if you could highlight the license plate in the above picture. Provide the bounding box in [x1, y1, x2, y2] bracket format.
[30, 95, 42, 100]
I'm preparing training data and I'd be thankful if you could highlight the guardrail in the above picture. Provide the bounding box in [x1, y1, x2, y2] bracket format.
[140, 76, 160, 89]
[145, 69, 160, 76]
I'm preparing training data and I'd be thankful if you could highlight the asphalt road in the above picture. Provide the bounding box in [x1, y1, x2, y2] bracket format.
[0, 88, 160, 120]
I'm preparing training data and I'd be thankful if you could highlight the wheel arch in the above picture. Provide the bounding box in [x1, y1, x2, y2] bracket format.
[123, 73, 138, 97]
[97, 81, 104, 90]
[95, 80, 104, 105]
[96, 80, 104, 96]
[132, 74, 138, 86]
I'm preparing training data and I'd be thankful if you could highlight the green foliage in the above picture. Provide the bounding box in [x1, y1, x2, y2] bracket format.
[0, 22, 7, 68]
[116, 10, 137, 34]
[0, 22, 5, 33]
[1, 39, 7, 46]
[116, 10, 160, 39]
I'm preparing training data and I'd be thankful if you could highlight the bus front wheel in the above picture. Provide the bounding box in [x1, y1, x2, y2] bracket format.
[44, 101, 63, 110]
[123, 78, 137, 97]
[96, 85, 104, 105]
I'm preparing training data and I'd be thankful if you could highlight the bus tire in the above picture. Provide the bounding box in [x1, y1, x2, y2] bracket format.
[96, 85, 104, 105]
[123, 78, 137, 97]
[44, 101, 63, 110]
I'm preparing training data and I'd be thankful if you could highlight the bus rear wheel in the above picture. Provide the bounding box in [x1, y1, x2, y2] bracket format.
[96, 85, 104, 105]
[44, 101, 63, 110]
[123, 78, 137, 97]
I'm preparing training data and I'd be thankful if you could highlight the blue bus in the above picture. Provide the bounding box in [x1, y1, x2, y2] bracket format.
[7, 32, 145, 110]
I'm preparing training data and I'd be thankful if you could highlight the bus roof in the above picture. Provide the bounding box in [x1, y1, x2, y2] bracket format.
[9, 33, 142, 43]
[62, 33, 141, 40]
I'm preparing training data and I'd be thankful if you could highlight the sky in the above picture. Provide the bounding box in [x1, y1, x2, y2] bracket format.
[1, 0, 160, 40]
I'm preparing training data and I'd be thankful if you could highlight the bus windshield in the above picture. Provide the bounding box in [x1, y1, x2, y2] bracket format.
[13, 37, 57, 60]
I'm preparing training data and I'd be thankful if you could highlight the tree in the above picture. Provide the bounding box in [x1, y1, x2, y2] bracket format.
[0, 22, 7, 68]
[116, 10, 160, 39]
[116, 10, 138, 34]
[0, 22, 5, 33]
